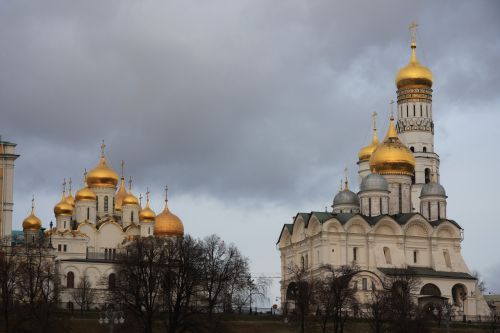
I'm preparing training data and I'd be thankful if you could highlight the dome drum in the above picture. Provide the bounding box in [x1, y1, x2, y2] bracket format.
[359, 173, 389, 192]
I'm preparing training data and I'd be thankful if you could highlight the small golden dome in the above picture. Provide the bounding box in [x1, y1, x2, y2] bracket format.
[369, 115, 415, 176]
[358, 112, 379, 161]
[139, 191, 155, 223]
[395, 37, 433, 89]
[154, 201, 184, 237]
[75, 171, 97, 201]
[23, 198, 42, 231]
[86, 142, 119, 188]
[54, 182, 73, 216]
[122, 176, 139, 206]
[114, 177, 127, 212]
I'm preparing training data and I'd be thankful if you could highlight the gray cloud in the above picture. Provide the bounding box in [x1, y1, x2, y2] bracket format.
[1, 0, 500, 299]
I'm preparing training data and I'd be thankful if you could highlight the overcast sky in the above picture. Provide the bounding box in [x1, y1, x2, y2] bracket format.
[1, 0, 500, 303]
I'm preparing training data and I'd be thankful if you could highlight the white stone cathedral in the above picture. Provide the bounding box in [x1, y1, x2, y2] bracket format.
[277, 28, 490, 318]
[19, 142, 185, 309]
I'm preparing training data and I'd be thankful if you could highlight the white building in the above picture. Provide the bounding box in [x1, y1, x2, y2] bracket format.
[276, 28, 491, 318]
[20, 142, 185, 309]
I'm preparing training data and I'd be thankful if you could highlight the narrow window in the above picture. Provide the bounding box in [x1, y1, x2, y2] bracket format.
[379, 198, 383, 215]
[368, 198, 372, 217]
[406, 105, 408, 117]
[64, 221, 66, 229]
[353, 247, 358, 261]
[410, 146, 414, 152]
[67, 271, 75, 288]
[113, 198, 115, 213]
[443, 250, 452, 268]
[305, 254, 309, 268]
[64, 244, 67, 252]
[131, 211, 134, 222]
[383, 247, 392, 264]
[420, 104, 422, 117]
[87, 207, 90, 220]
[426, 105, 429, 117]
[413, 250, 418, 264]
[301, 256, 305, 270]
[96, 197, 99, 211]
[353, 281, 358, 291]
[58, 244, 61, 251]
[398, 184, 403, 213]
[108, 273, 116, 290]
[413, 104, 415, 116]
[423, 146, 427, 152]
[104, 196, 109, 212]
[437, 202, 441, 220]
[362, 278, 368, 291]
[425, 168, 431, 184]
[148, 227, 151, 235]
[428, 202, 431, 219]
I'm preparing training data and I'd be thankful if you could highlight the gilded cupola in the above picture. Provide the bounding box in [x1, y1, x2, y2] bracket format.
[139, 190, 156, 223]
[54, 179, 73, 216]
[395, 22, 433, 89]
[369, 114, 415, 176]
[154, 186, 184, 237]
[114, 161, 127, 212]
[358, 112, 379, 162]
[123, 176, 139, 206]
[23, 197, 42, 231]
[86, 141, 119, 189]
[75, 170, 97, 201]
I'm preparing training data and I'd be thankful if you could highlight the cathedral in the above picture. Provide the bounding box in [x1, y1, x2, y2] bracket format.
[18, 142, 185, 308]
[276, 27, 490, 318]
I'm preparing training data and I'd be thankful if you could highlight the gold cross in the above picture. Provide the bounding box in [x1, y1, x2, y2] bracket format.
[121, 160, 125, 178]
[390, 100, 394, 117]
[128, 176, 133, 190]
[165, 185, 169, 202]
[409, 21, 418, 43]
[146, 188, 150, 203]
[139, 193, 143, 206]
[62, 178, 67, 195]
[68, 178, 72, 192]
[31, 195, 35, 212]
[100, 140, 106, 158]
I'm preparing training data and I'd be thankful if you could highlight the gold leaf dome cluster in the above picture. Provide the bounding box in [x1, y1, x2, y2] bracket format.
[369, 115, 415, 176]
[86, 143, 119, 188]
[154, 200, 184, 237]
[75, 182, 97, 201]
[395, 38, 433, 89]
[123, 177, 139, 206]
[139, 192, 155, 223]
[23, 199, 42, 231]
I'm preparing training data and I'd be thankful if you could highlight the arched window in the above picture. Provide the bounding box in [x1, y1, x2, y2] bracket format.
[362, 278, 368, 290]
[410, 146, 414, 152]
[87, 207, 90, 220]
[131, 211, 134, 222]
[425, 168, 431, 184]
[423, 146, 427, 152]
[443, 249, 452, 268]
[104, 196, 109, 212]
[383, 247, 392, 264]
[413, 250, 418, 264]
[67, 271, 75, 288]
[421, 283, 441, 296]
[108, 273, 116, 290]
[353, 247, 358, 261]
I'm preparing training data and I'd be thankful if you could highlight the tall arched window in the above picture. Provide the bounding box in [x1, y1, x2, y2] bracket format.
[87, 207, 90, 220]
[131, 211, 134, 222]
[108, 273, 116, 290]
[104, 196, 109, 212]
[383, 247, 392, 264]
[353, 247, 358, 261]
[423, 146, 427, 153]
[413, 104, 416, 116]
[67, 271, 75, 288]
[425, 168, 431, 184]
[413, 250, 418, 264]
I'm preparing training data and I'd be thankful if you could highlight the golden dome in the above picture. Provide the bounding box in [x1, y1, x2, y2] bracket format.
[114, 176, 127, 212]
[369, 115, 415, 176]
[154, 200, 184, 237]
[139, 191, 156, 223]
[23, 198, 42, 231]
[358, 112, 379, 161]
[395, 32, 433, 89]
[75, 174, 97, 201]
[123, 177, 139, 206]
[54, 183, 73, 216]
[86, 142, 119, 188]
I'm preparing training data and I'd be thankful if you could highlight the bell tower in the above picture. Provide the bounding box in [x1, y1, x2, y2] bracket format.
[0, 138, 19, 242]
[395, 23, 440, 211]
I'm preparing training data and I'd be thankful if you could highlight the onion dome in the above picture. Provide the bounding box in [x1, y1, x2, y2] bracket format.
[64, 178, 75, 207]
[358, 112, 379, 162]
[75, 171, 97, 201]
[420, 182, 446, 197]
[123, 176, 139, 206]
[154, 187, 184, 237]
[54, 181, 73, 216]
[369, 115, 415, 176]
[86, 141, 119, 188]
[139, 191, 156, 223]
[395, 25, 433, 89]
[360, 173, 389, 192]
[115, 176, 127, 212]
[23, 197, 42, 231]
[332, 176, 359, 208]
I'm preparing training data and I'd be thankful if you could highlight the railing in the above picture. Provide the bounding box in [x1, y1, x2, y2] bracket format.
[86, 251, 124, 261]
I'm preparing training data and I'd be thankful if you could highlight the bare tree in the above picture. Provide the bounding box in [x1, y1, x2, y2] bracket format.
[314, 265, 359, 333]
[286, 265, 316, 333]
[472, 270, 487, 294]
[365, 290, 391, 333]
[200, 235, 248, 319]
[111, 237, 166, 333]
[232, 276, 270, 314]
[70, 274, 95, 314]
[161, 235, 204, 333]
[0, 244, 19, 333]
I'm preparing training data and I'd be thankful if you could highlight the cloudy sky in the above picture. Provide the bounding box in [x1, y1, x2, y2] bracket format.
[1, 0, 500, 302]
